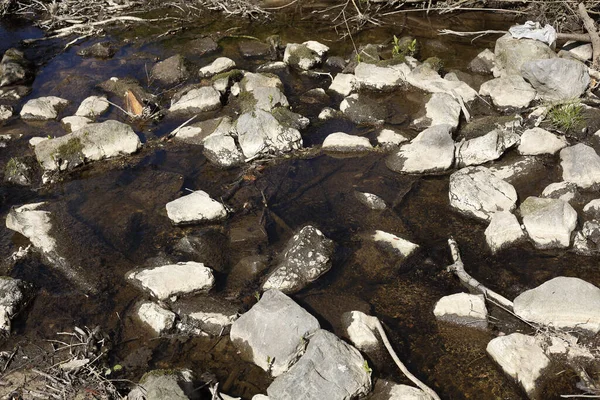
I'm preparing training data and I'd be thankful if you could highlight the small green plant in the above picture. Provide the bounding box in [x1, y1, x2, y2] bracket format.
[254, 291, 261, 302]
[392, 36, 417, 59]
[363, 360, 372, 374]
[548, 100, 585, 132]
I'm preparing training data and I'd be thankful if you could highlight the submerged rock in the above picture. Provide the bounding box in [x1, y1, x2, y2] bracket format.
[322, 132, 372, 152]
[433, 293, 488, 329]
[485, 211, 526, 253]
[340, 310, 380, 351]
[127, 261, 215, 300]
[0, 49, 33, 87]
[267, 329, 371, 400]
[487, 333, 550, 397]
[372, 230, 419, 260]
[283, 41, 328, 70]
[354, 192, 387, 210]
[513, 277, 600, 333]
[75, 95, 109, 118]
[198, 57, 236, 78]
[520, 196, 577, 249]
[175, 296, 239, 336]
[376, 128, 409, 148]
[203, 131, 245, 167]
[34, 120, 141, 171]
[340, 93, 388, 125]
[517, 127, 567, 155]
[137, 301, 176, 335]
[151, 54, 190, 85]
[479, 75, 536, 108]
[413, 92, 461, 131]
[170, 86, 222, 113]
[560, 144, 600, 188]
[230, 289, 320, 377]
[128, 369, 197, 400]
[166, 190, 227, 225]
[77, 42, 116, 59]
[449, 167, 518, 221]
[493, 33, 556, 77]
[263, 226, 334, 294]
[0, 277, 34, 333]
[386, 124, 455, 174]
[20, 96, 68, 120]
[521, 58, 589, 101]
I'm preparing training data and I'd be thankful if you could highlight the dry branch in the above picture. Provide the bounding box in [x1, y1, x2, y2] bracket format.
[577, 2, 600, 67]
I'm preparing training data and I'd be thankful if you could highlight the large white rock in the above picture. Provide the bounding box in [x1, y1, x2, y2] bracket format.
[198, 57, 236, 78]
[128, 261, 215, 300]
[449, 167, 518, 221]
[455, 129, 519, 167]
[138, 302, 176, 334]
[329, 73, 357, 97]
[34, 120, 141, 171]
[413, 93, 461, 131]
[520, 58, 590, 101]
[61, 115, 91, 132]
[203, 132, 245, 167]
[340, 311, 379, 351]
[166, 190, 227, 225]
[517, 127, 567, 155]
[20, 96, 68, 120]
[75, 96, 109, 118]
[354, 62, 409, 90]
[493, 33, 556, 77]
[230, 289, 320, 377]
[267, 329, 371, 400]
[520, 197, 577, 249]
[479, 75, 536, 108]
[322, 132, 372, 152]
[433, 293, 488, 329]
[170, 87, 222, 112]
[513, 277, 600, 333]
[485, 211, 526, 253]
[540, 181, 580, 204]
[386, 124, 455, 174]
[487, 333, 550, 396]
[406, 65, 478, 102]
[372, 230, 419, 259]
[560, 144, 600, 188]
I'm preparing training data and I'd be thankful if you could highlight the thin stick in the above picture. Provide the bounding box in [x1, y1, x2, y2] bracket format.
[373, 319, 441, 400]
[577, 3, 600, 67]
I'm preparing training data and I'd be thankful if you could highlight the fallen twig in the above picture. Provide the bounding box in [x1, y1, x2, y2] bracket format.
[578, 2, 600, 67]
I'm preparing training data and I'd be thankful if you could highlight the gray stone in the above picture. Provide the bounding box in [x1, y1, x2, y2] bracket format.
[518, 127, 567, 155]
[230, 289, 320, 376]
[203, 131, 245, 167]
[165, 190, 227, 225]
[20, 96, 68, 120]
[487, 333, 550, 397]
[75, 96, 109, 118]
[354, 62, 409, 90]
[468, 48, 495, 74]
[521, 58, 590, 101]
[520, 196, 577, 249]
[329, 73, 357, 97]
[77, 42, 116, 59]
[354, 192, 386, 210]
[583, 199, 600, 219]
[247, 86, 289, 112]
[322, 132, 372, 152]
[61, 116, 91, 133]
[240, 72, 283, 92]
[34, 120, 141, 171]
[455, 129, 519, 167]
[433, 293, 488, 329]
[127, 261, 215, 300]
[449, 167, 518, 222]
[376, 128, 409, 148]
[128, 369, 197, 400]
[372, 230, 419, 259]
[514, 277, 600, 333]
[4, 157, 34, 186]
[573, 220, 600, 255]
[561, 41, 592, 61]
[170, 87, 222, 113]
[151, 55, 189, 85]
[493, 33, 556, 77]
[488, 156, 544, 184]
[406, 64, 478, 102]
[0, 104, 12, 123]
[368, 380, 429, 400]
[485, 211, 526, 253]
[188, 37, 219, 56]
[267, 329, 371, 400]
[340, 93, 387, 125]
[175, 296, 239, 336]
[0, 277, 33, 333]
[138, 302, 176, 335]
[239, 40, 271, 58]
[199, 57, 236, 78]
[479, 75, 536, 108]
[413, 93, 461, 130]
[256, 61, 288, 73]
[0, 49, 32, 87]
[386, 124, 455, 174]
[235, 109, 302, 159]
[283, 41, 329, 70]
[541, 181, 580, 204]
[341, 311, 380, 351]
[560, 144, 600, 188]
[263, 226, 334, 294]
[173, 116, 233, 146]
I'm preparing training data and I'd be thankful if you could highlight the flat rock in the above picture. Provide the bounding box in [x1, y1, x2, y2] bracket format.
[340, 311, 379, 351]
[263, 226, 334, 294]
[520, 196, 577, 249]
[479, 75, 536, 108]
[368, 380, 429, 400]
[138, 302, 176, 334]
[413, 93, 461, 130]
[283, 41, 328, 70]
[322, 132, 372, 152]
[406, 64, 478, 102]
[521, 58, 589, 101]
[340, 93, 387, 125]
[203, 131, 245, 168]
[127, 261, 215, 300]
[449, 167, 518, 221]
[493, 33, 556, 77]
[518, 127, 567, 155]
[230, 289, 320, 377]
[188, 37, 219, 56]
[238, 40, 271, 58]
[354, 192, 386, 210]
[485, 211, 526, 253]
[513, 276, 600, 333]
[433, 293, 488, 329]
[166, 190, 227, 225]
[20, 96, 68, 120]
[173, 116, 232, 145]
[75, 95, 109, 118]
[34, 120, 141, 171]
[329, 73, 357, 97]
[455, 129, 519, 167]
[354, 62, 409, 91]
[170, 87, 222, 113]
[267, 329, 371, 400]
[541, 181, 580, 203]
[376, 128, 409, 148]
[560, 143, 600, 188]
[386, 124, 455, 174]
[61, 116, 91, 132]
[487, 333, 550, 397]
[372, 230, 419, 259]
[199, 57, 236, 78]
[151, 54, 189, 85]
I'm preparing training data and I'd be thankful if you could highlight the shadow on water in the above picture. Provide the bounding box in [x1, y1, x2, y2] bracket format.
[0, 7, 592, 400]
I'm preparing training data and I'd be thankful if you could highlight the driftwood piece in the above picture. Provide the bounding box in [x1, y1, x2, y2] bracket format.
[578, 3, 600, 67]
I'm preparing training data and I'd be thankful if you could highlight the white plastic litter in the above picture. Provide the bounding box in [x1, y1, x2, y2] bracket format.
[509, 21, 557, 47]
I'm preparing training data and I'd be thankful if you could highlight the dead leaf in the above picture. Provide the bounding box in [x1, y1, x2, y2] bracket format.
[125, 89, 143, 116]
